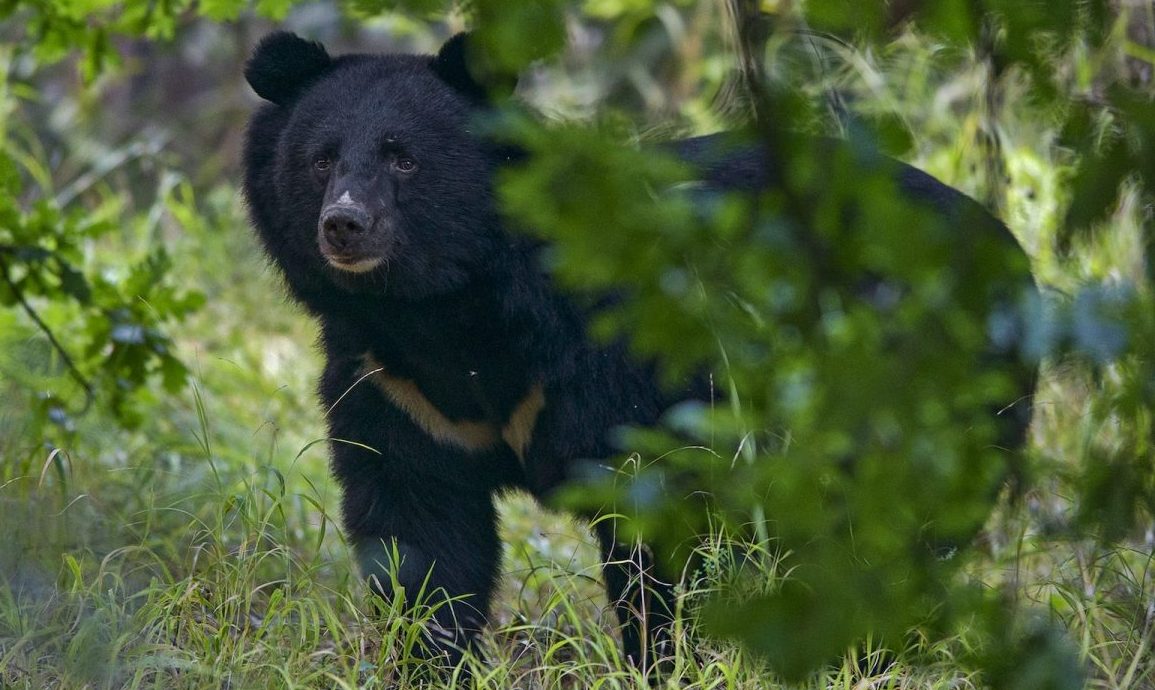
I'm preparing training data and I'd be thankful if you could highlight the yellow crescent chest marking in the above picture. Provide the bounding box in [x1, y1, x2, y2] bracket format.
[502, 383, 546, 463]
[361, 355, 545, 463]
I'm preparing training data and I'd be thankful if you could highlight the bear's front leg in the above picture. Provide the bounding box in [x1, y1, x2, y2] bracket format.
[593, 518, 678, 676]
[335, 443, 501, 668]
[319, 352, 504, 668]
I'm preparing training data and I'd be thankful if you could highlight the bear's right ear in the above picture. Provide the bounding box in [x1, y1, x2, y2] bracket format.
[245, 32, 332, 105]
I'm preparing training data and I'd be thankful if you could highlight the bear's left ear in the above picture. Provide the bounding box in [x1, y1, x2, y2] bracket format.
[245, 32, 333, 105]
[430, 33, 516, 105]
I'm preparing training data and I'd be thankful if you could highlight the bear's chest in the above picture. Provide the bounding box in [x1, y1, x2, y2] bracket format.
[360, 353, 545, 462]
[366, 311, 530, 418]
[334, 292, 547, 459]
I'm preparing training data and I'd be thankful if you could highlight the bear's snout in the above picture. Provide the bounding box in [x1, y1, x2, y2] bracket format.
[320, 204, 371, 251]
[317, 203, 386, 273]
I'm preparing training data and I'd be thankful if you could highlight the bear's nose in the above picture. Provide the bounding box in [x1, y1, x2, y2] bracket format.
[320, 205, 371, 250]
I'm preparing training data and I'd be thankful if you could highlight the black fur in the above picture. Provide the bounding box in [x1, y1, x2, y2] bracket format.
[241, 32, 1033, 677]
[243, 31, 685, 673]
[245, 32, 333, 105]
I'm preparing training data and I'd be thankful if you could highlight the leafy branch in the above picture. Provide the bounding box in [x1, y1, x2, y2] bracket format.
[0, 250, 95, 414]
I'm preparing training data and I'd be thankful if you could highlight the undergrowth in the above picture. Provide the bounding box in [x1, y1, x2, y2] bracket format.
[0, 21, 1152, 690]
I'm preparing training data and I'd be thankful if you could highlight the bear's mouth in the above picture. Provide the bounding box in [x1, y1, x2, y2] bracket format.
[324, 254, 385, 273]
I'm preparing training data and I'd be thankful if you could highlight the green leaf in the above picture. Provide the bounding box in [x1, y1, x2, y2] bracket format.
[345, 0, 452, 17]
[920, 0, 981, 45]
[56, 262, 92, 303]
[806, 0, 886, 39]
[160, 354, 188, 394]
[1063, 137, 1131, 236]
[473, 0, 566, 71]
[255, 0, 296, 20]
[200, 0, 247, 21]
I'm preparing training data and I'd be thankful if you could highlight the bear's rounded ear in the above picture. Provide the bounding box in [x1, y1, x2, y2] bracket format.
[245, 32, 332, 105]
[430, 33, 516, 105]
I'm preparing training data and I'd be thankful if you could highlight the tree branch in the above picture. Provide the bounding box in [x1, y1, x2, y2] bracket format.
[0, 253, 95, 415]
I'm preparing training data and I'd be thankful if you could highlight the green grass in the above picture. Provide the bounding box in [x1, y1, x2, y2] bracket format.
[2, 28, 1154, 690]
[3, 193, 1150, 690]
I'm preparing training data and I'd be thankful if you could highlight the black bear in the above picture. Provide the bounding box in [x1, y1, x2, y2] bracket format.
[242, 31, 691, 673]
[241, 31, 1034, 676]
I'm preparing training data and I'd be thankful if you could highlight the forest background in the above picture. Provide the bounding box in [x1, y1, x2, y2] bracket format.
[0, 0, 1153, 688]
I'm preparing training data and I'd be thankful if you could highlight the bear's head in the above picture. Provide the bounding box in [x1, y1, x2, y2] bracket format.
[242, 32, 505, 303]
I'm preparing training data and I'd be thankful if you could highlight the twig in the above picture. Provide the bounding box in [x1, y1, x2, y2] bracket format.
[726, 0, 840, 303]
[0, 253, 95, 414]
[726, 0, 774, 127]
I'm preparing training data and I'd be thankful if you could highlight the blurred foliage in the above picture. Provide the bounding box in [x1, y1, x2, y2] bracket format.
[505, 112, 1043, 680]
[486, 0, 1154, 686]
[0, 86, 202, 439]
[0, 0, 1153, 688]
[0, 0, 298, 446]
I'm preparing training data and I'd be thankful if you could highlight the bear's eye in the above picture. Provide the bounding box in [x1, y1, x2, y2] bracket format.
[313, 157, 332, 173]
[393, 157, 417, 174]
